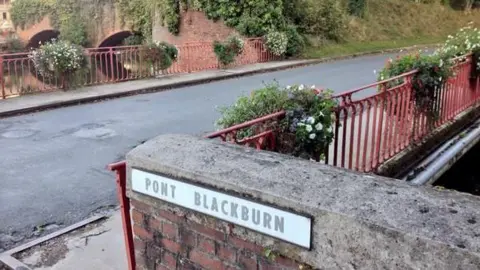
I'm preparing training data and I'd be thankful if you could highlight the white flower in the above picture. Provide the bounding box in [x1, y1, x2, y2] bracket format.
[307, 117, 315, 124]
[311, 85, 316, 89]
[327, 126, 333, 133]
[297, 123, 305, 127]
[306, 125, 313, 132]
[298, 84, 305, 90]
[309, 133, 316, 139]
[286, 85, 291, 89]
[315, 123, 323, 131]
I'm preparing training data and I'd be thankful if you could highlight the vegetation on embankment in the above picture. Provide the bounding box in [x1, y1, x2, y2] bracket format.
[8, 0, 480, 60]
[304, 0, 480, 58]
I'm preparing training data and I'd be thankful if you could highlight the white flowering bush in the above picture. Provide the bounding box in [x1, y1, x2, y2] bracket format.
[283, 85, 336, 160]
[216, 83, 336, 161]
[265, 31, 288, 56]
[435, 23, 480, 75]
[29, 40, 87, 88]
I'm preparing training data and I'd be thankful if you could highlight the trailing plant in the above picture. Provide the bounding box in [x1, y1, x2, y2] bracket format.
[10, 0, 51, 29]
[122, 34, 145, 46]
[213, 35, 244, 67]
[141, 41, 178, 72]
[116, 0, 181, 39]
[216, 82, 336, 160]
[29, 40, 88, 89]
[265, 31, 288, 56]
[378, 53, 452, 127]
[10, 0, 88, 46]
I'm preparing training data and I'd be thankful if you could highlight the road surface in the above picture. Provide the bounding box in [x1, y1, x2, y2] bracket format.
[0, 52, 415, 251]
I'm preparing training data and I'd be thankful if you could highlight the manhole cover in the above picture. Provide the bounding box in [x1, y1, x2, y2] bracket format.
[1, 129, 38, 138]
[73, 127, 116, 139]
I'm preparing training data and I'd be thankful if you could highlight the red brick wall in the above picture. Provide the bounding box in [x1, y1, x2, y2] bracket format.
[130, 198, 307, 270]
[153, 11, 239, 44]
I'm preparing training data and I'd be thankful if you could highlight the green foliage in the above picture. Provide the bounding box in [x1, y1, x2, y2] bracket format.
[295, 0, 346, 42]
[163, 0, 181, 35]
[196, 0, 286, 37]
[115, 0, 155, 40]
[10, 0, 51, 29]
[348, 0, 367, 17]
[216, 82, 336, 160]
[4, 36, 25, 53]
[141, 41, 178, 71]
[265, 31, 288, 56]
[10, 0, 88, 46]
[285, 25, 306, 57]
[285, 85, 336, 159]
[122, 34, 145, 46]
[378, 53, 452, 123]
[213, 35, 244, 66]
[58, 17, 88, 46]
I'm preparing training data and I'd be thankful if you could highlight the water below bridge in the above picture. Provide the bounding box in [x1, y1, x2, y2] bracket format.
[434, 141, 480, 196]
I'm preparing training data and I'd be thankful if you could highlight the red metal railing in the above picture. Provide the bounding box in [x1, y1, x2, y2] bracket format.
[108, 56, 479, 268]
[206, 55, 480, 173]
[0, 38, 276, 99]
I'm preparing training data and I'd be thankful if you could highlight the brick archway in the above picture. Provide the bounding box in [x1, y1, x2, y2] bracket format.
[25, 29, 59, 49]
[97, 30, 135, 48]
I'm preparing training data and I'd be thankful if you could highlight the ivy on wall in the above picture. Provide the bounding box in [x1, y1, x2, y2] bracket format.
[10, 0, 88, 46]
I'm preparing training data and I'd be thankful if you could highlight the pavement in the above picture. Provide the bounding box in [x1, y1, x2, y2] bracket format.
[1, 211, 127, 270]
[0, 60, 316, 118]
[0, 48, 435, 265]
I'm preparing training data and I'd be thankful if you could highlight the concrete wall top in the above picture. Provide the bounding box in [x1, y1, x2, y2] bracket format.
[126, 134, 480, 269]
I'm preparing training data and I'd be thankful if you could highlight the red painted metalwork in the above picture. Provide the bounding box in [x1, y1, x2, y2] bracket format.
[108, 55, 480, 268]
[206, 111, 285, 150]
[0, 38, 276, 98]
[108, 161, 135, 270]
[206, 55, 480, 173]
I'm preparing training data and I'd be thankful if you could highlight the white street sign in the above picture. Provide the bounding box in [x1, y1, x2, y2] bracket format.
[131, 168, 312, 248]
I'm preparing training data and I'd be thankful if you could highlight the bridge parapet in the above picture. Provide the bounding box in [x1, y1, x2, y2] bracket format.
[124, 134, 480, 269]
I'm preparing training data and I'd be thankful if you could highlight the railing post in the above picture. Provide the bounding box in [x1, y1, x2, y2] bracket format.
[108, 162, 135, 270]
[0, 55, 4, 99]
[109, 48, 115, 82]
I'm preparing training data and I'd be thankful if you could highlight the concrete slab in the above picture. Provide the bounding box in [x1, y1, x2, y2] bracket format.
[13, 213, 127, 270]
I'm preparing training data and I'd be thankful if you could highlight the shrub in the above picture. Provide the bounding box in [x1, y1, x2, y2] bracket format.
[213, 35, 244, 66]
[348, 0, 367, 17]
[216, 82, 336, 160]
[4, 36, 24, 53]
[142, 41, 178, 71]
[122, 34, 145, 46]
[58, 16, 88, 46]
[285, 25, 306, 57]
[265, 31, 288, 56]
[29, 40, 87, 89]
[296, 0, 346, 41]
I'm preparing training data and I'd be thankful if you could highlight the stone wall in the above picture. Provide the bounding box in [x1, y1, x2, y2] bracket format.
[126, 134, 480, 269]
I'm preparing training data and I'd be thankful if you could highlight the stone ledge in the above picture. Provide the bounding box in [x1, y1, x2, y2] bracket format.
[126, 134, 480, 269]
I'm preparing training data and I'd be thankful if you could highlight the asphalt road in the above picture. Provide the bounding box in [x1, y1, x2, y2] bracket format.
[0, 52, 410, 251]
